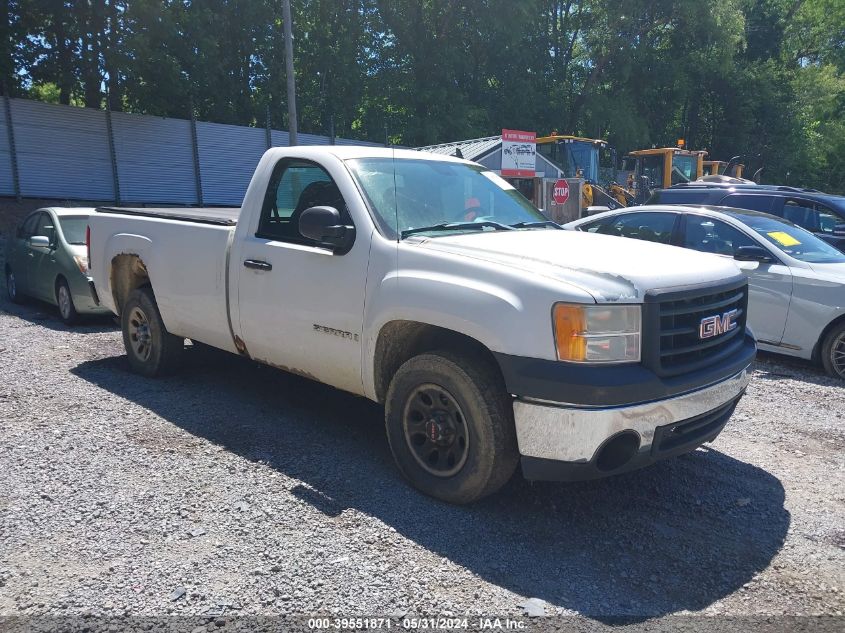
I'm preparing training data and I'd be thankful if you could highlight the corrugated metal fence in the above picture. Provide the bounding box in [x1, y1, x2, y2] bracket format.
[0, 97, 383, 206]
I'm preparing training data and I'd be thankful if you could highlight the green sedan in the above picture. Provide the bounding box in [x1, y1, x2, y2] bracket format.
[4, 207, 111, 324]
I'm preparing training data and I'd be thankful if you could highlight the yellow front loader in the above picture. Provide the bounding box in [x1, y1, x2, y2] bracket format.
[535, 135, 630, 210]
[622, 147, 708, 203]
[703, 159, 744, 179]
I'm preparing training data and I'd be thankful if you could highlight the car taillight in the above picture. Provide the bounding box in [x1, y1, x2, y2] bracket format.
[86, 225, 91, 270]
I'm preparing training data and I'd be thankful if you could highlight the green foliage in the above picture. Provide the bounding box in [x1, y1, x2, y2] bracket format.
[6, 0, 845, 192]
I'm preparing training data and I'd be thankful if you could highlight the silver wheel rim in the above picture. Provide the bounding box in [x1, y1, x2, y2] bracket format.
[7, 272, 15, 299]
[58, 284, 71, 319]
[128, 307, 153, 362]
[402, 382, 470, 477]
[832, 332, 845, 378]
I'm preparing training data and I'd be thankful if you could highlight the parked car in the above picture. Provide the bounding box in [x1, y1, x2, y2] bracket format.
[86, 146, 755, 503]
[4, 207, 109, 324]
[646, 184, 845, 251]
[566, 205, 845, 379]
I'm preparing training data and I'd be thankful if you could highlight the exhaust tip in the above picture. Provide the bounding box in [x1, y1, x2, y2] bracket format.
[595, 431, 640, 472]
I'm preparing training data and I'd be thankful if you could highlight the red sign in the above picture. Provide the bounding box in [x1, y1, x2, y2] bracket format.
[553, 179, 570, 205]
[501, 129, 536, 178]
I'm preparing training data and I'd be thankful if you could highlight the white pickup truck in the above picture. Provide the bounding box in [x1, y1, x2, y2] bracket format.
[87, 146, 756, 503]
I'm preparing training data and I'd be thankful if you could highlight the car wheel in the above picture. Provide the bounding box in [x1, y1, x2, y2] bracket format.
[820, 321, 845, 380]
[6, 267, 23, 304]
[385, 350, 518, 504]
[121, 286, 184, 377]
[55, 277, 79, 325]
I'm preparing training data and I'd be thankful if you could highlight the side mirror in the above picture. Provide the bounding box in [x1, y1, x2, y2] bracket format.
[29, 235, 50, 248]
[299, 206, 355, 254]
[734, 245, 774, 263]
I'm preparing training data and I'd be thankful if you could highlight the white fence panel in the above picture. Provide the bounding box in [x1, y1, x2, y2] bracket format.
[12, 99, 114, 200]
[197, 121, 268, 206]
[335, 137, 382, 147]
[0, 100, 15, 196]
[0, 98, 385, 205]
[111, 111, 196, 204]
[270, 130, 290, 148]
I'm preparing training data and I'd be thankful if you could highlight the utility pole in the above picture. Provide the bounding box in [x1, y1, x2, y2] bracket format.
[282, 0, 298, 145]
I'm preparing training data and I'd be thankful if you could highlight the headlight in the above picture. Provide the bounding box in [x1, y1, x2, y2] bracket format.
[73, 255, 89, 274]
[553, 303, 641, 363]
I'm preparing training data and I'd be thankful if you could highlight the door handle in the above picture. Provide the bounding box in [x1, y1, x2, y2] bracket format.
[243, 259, 272, 271]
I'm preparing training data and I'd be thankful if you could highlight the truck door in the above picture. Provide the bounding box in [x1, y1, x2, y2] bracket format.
[681, 214, 792, 345]
[232, 157, 370, 395]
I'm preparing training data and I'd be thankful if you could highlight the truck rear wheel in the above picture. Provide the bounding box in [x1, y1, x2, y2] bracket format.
[385, 350, 518, 504]
[121, 286, 184, 377]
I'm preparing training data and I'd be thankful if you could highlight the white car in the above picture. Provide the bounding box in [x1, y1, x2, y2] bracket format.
[85, 147, 756, 503]
[566, 205, 845, 379]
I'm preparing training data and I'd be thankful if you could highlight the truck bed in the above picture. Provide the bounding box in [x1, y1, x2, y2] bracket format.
[96, 206, 240, 226]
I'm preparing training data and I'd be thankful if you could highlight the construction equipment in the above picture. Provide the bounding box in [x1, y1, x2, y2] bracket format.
[622, 147, 709, 203]
[535, 135, 629, 210]
[703, 159, 745, 179]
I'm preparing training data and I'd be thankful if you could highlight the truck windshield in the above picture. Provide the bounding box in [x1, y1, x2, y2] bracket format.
[346, 158, 546, 239]
[740, 215, 845, 264]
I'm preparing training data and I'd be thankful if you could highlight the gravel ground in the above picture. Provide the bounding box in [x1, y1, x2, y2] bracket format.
[0, 263, 843, 629]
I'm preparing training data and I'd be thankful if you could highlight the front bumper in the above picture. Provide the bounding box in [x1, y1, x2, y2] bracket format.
[514, 367, 751, 481]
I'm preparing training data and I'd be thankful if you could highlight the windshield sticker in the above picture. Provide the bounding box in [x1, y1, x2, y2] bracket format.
[767, 231, 801, 247]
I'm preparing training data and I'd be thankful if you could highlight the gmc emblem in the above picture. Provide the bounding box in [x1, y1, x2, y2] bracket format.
[699, 309, 739, 339]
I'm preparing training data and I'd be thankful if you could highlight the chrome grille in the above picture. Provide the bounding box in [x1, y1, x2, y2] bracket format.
[643, 280, 749, 377]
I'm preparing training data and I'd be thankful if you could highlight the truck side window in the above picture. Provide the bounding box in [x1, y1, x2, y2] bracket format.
[257, 159, 350, 245]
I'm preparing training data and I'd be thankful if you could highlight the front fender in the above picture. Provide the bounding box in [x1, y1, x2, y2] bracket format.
[362, 268, 540, 400]
[378, 267, 523, 343]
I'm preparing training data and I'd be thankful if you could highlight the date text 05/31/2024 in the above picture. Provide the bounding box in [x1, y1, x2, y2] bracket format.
[307, 618, 527, 630]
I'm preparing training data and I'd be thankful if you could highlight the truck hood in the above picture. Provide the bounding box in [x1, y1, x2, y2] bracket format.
[414, 229, 742, 302]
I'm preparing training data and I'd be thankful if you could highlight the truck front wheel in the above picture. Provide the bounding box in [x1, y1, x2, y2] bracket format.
[121, 286, 184, 377]
[385, 351, 518, 504]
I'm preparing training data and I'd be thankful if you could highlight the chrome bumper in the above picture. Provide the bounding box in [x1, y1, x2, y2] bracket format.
[513, 367, 751, 463]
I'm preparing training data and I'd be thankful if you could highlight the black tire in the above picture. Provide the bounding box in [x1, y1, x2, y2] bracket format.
[820, 321, 845, 380]
[385, 350, 519, 504]
[121, 286, 184, 377]
[55, 277, 79, 325]
[5, 266, 23, 304]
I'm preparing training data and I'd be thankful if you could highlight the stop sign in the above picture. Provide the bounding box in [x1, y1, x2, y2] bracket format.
[553, 179, 570, 205]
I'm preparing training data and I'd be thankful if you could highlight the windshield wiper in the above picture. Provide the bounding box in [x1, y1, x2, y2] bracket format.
[510, 220, 563, 229]
[401, 221, 514, 239]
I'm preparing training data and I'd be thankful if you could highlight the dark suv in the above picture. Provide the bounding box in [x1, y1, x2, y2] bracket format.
[647, 184, 845, 251]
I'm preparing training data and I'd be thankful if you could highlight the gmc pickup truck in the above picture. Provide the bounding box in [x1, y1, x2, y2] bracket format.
[87, 146, 756, 503]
